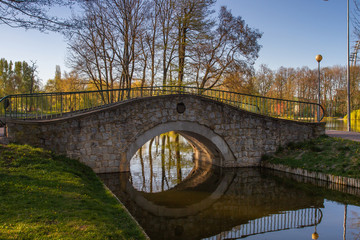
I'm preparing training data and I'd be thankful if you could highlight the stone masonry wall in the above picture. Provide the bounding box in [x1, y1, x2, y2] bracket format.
[6, 95, 325, 173]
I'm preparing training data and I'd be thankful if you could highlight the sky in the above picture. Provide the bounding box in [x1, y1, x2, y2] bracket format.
[216, 0, 350, 70]
[0, 0, 354, 85]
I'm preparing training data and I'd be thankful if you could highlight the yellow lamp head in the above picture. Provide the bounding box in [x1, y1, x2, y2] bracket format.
[312, 232, 319, 239]
[316, 54, 323, 63]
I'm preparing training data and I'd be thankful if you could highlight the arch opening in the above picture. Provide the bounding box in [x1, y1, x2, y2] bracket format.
[125, 121, 236, 173]
[127, 129, 233, 214]
[130, 132, 200, 193]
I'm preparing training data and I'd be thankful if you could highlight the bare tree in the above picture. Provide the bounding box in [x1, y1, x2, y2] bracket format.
[138, 0, 178, 88]
[67, 1, 119, 103]
[142, 0, 161, 91]
[353, 0, 360, 39]
[223, 71, 257, 94]
[158, 0, 177, 86]
[100, 0, 146, 91]
[0, 0, 77, 32]
[138, 30, 149, 88]
[190, 6, 262, 91]
[175, 0, 215, 86]
[67, 0, 146, 101]
[67, 0, 262, 94]
[294, 66, 317, 101]
[254, 64, 274, 96]
[269, 67, 294, 99]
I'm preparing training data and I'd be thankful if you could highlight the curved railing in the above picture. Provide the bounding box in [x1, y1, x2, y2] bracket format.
[0, 86, 324, 123]
[205, 208, 323, 240]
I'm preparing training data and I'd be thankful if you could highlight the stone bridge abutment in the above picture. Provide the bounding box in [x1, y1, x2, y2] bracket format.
[6, 95, 325, 173]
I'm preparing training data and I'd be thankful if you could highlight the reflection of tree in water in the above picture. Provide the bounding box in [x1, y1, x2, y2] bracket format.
[130, 132, 194, 193]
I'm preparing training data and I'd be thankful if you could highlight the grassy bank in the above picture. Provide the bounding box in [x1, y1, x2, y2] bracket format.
[262, 135, 360, 179]
[0, 144, 146, 240]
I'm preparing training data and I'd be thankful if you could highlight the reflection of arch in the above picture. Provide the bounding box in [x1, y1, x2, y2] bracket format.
[169, 161, 213, 191]
[126, 121, 236, 169]
[126, 169, 235, 217]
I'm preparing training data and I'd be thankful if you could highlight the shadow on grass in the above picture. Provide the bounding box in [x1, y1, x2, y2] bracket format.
[0, 144, 146, 240]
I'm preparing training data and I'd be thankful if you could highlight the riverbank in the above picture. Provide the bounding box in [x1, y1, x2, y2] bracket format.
[0, 144, 147, 239]
[261, 134, 360, 188]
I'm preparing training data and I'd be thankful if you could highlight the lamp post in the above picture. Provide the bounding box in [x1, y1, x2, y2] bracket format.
[324, 0, 351, 131]
[316, 54, 323, 122]
[312, 208, 319, 239]
[347, 0, 351, 131]
[343, 204, 348, 240]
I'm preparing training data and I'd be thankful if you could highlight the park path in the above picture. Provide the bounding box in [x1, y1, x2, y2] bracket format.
[326, 130, 360, 142]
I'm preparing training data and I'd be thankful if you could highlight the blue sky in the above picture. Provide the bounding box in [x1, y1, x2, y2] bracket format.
[0, 0, 353, 84]
[216, 0, 349, 70]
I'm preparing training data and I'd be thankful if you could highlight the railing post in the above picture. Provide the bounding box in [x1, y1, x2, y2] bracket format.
[40, 96, 43, 119]
[61, 93, 63, 116]
[25, 95, 27, 119]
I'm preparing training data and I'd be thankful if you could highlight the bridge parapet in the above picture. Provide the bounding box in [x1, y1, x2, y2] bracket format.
[0, 86, 324, 123]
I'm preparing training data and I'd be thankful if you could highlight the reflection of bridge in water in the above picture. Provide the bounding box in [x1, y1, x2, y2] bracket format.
[205, 208, 322, 240]
[99, 167, 325, 240]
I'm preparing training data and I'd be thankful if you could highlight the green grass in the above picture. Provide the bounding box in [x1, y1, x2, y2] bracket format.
[262, 135, 360, 179]
[0, 144, 146, 240]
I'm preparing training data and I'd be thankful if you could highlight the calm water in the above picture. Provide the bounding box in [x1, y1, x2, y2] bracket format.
[325, 118, 360, 133]
[99, 133, 360, 240]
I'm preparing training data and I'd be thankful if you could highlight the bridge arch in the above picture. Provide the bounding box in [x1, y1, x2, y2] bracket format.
[126, 121, 236, 170]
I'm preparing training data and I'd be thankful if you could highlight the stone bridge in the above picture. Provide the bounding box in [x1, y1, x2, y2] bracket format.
[6, 94, 325, 173]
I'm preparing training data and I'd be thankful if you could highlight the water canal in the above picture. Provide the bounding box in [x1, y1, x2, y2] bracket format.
[98, 132, 360, 239]
[325, 118, 360, 133]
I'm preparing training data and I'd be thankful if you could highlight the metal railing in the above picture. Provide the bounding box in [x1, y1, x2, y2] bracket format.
[204, 208, 323, 240]
[0, 86, 324, 123]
